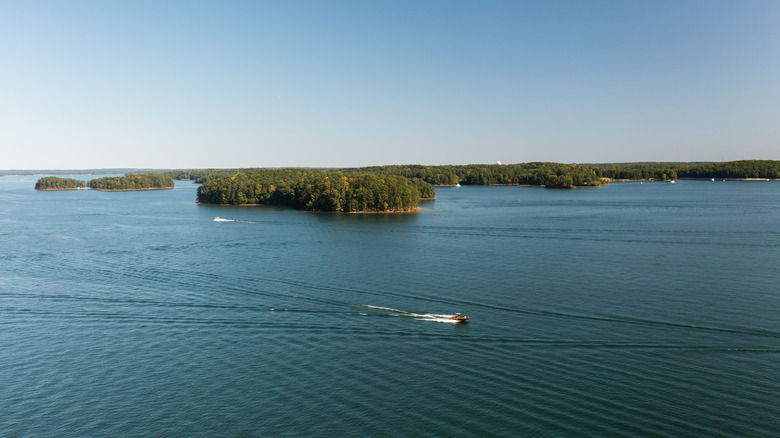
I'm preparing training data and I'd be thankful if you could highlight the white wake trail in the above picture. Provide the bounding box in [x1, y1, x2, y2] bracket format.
[361, 305, 466, 324]
[213, 217, 258, 223]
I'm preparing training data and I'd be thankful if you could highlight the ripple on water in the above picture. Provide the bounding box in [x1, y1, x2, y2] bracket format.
[1, 179, 779, 436]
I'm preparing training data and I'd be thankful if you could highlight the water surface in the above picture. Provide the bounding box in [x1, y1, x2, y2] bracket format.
[1, 177, 778, 436]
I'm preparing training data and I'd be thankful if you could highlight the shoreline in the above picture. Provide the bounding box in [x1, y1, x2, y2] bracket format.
[327, 207, 420, 214]
[92, 187, 175, 191]
[36, 187, 89, 191]
[605, 178, 778, 182]
[198, 201, 420, 213]
[36, 187, 175, 191]
[439, 183, 601, 188]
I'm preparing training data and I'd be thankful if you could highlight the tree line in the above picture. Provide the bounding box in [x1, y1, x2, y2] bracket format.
[196, 169, 431, 212]
[354, 163, 603, 188]
[358, 160, 780, 183]
[679, 160, 780, 179]
[173, 162, 604, 189]
[588, 163, 682, 181]
[162, 169, 266, 184]
[589, 160, 780, 180]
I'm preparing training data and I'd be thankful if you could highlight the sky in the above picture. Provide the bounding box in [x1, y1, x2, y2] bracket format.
[1, 0, 779, 169]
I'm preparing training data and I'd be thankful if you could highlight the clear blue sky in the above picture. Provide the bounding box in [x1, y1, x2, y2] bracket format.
[2, 0, 778, 169]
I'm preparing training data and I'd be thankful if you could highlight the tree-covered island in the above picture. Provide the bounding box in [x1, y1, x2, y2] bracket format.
[35, 176, 88, 190]
[34, 174, 174, 191]
[196, 169, 431, 212]
[88, 174, 175, 191]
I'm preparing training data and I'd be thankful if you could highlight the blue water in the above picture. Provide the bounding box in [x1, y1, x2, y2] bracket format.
[1, 176, 779, 437]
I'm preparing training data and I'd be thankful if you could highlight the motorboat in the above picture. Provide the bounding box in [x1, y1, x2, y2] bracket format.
[448, 313, 469, 322]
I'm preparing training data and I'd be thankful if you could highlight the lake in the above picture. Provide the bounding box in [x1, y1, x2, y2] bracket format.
[1, 176, 778, 437]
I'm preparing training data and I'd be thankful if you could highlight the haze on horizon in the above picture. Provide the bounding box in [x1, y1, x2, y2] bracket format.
[2, 0, 778, 170]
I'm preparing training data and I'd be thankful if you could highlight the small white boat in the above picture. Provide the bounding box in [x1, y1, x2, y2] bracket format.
[213, 217, 231, 222]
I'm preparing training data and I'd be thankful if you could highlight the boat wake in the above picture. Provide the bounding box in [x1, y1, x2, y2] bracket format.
[213, 217, 257, 223]
[362, 305, 467, 324]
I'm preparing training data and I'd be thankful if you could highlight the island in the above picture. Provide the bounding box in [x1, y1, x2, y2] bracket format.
[35, 176, 88, 190]
[88, 174, 174, 191]
[196, 169, 432, 212]
[35, 174, 174, 191]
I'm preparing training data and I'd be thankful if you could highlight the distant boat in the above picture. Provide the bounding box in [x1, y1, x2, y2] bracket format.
[670, 180, 676, 184]
[448, 313, 469, 322]
[213, 217, 231, 222]
[455, 183, 461, 187]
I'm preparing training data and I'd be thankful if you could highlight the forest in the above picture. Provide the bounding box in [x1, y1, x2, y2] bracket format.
[173, 162, 605, 189]
[196, 169, 431, 212]
[350, 163, 603, 188]
[162, 169, 264, 184]
[35, 176, 87, 190]
[589, 160, 780, 180]
[88, 174, 175, 191]
[679, 160, 780, 179]
[588, 163, 683, 181]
